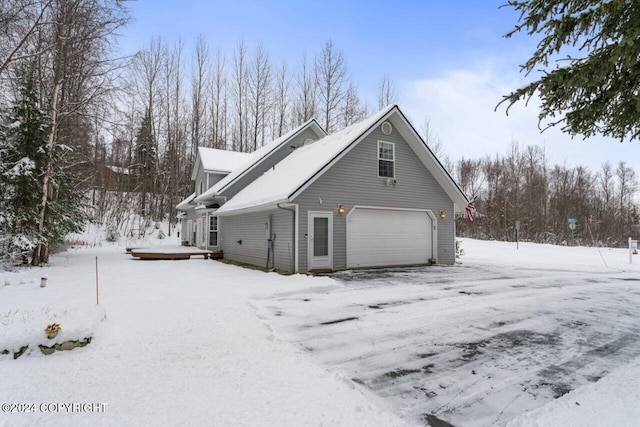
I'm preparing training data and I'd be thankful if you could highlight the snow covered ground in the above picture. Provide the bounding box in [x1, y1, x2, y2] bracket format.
[1, 237, 640, 426]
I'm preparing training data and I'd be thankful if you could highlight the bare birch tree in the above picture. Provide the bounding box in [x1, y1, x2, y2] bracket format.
[292, 52, 316, 126]
[315, 40, 347, 133]
[342, 81, 366, 127]
[231, 38, 248, 152]
[0, 0, 53, 77]
[132, 37, 164, 218]
[191, 34, 209, 149]
[31, 0, 130, 265]
[376, 73, 397, 109]
[132, 37, 164, 145]
[248, 43, 272, 150]
[272, 59, 289, 138]
[616, 161, 637, 222]
[208, 47, 227, 149]
[161, 39, 186, 228]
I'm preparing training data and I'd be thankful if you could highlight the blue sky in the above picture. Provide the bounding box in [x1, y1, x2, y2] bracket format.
[120, 1, 638, 177]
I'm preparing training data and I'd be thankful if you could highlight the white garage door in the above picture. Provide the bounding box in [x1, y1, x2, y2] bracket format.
[347, 208, 433, 268]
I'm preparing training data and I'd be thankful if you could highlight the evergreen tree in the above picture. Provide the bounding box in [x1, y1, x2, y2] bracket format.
[133, 110, 157, 216]
[0, 75, 49, 264]
[501, 0, 640, 140]
[0, 73, 89, 266]
[41, 135, 90, 258]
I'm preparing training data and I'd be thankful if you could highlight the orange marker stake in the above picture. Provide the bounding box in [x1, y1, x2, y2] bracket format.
[95, 256, 100, 305]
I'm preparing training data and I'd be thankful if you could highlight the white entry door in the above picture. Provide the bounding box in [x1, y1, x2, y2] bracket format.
[308, 212, 333, 271]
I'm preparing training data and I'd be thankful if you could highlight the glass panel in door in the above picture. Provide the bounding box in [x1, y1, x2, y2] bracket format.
[313, 217, 329, 257]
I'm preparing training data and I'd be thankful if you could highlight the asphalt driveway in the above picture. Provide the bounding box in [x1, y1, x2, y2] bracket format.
[252, 262, 640, 426]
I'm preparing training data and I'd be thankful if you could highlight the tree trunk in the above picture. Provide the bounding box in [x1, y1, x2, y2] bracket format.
[32, 81, 61, 266]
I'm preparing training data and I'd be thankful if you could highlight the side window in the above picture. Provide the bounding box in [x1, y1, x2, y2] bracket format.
[378, 141, 395, 178]
[209, 216, 218, 247]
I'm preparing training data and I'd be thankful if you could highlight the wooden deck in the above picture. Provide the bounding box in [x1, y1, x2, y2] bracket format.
[129, 246, 214, 260]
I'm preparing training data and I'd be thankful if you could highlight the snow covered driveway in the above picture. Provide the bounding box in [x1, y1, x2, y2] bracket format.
[2, 238, 640, 426]
[253, 240, 640, 426]
[0, 245, 408, 427]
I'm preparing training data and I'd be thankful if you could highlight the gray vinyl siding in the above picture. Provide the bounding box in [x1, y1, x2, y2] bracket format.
[207, 173, 225, 189]
[194, 165, 227, 197]
[194, 164, 205, 196]
[221, 208, 295, 272]
[294, 125, 456, 272]
[221, 128, 322, 199]
[180, 220, 188, 243]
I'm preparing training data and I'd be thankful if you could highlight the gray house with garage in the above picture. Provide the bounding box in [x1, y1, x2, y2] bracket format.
[213, 104, 469, 273]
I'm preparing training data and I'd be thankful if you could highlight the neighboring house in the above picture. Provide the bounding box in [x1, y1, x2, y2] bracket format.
[176, 147, 250, 247]
[178, 119, 326, 250]
[213, 104, 469, 273]
[95, 165, 134, 191]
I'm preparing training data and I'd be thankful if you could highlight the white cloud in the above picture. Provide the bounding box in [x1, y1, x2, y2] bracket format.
[399, 62, 639, 176]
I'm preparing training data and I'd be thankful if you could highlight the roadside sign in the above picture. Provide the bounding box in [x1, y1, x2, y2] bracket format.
[630, 238, 638, 264]
[515, 220, 520, 231]
[568, 218, 577, 246]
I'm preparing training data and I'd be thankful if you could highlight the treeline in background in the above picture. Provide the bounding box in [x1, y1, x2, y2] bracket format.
[453, 143, 638, 247]
[0, 1, 637, 268]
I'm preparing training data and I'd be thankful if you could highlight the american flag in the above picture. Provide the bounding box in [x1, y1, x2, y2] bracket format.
[465, 196, 477, 221]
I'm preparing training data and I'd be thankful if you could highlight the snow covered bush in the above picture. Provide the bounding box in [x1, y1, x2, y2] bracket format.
[456, 239, 464, 260]
[105, 222, 120, 242]
[157, 228, 165, 239]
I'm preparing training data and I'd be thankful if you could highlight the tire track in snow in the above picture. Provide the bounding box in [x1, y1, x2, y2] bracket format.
[252, 264, 640, 426]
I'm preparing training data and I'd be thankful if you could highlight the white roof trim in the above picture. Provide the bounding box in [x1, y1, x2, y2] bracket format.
[176, 192, 196, 211]
[215, 199, 289, 217]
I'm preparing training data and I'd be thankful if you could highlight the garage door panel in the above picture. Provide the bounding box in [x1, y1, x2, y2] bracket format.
[347, 208, 432, 268]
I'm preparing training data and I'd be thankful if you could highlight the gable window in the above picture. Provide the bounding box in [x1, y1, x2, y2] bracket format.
[199, 181, 204, 195]
[209, 215, 218, 247]
[378, 141, 395, 178]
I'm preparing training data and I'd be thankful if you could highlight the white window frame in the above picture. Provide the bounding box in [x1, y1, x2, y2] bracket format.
[209, 215, 218, 247]
[377, 140, 395, 178]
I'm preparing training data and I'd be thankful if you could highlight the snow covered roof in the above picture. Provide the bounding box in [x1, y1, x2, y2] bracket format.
[175, 192, 196, 211]
[106, 165, 130, 175]
[190, 147, 250, 180]
[216, 105, 468, 215]
[195, 119, 325, 203]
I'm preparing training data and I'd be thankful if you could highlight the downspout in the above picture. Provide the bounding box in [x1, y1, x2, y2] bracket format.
[277, 203, 296, 273]
[217, 196, 227, 251]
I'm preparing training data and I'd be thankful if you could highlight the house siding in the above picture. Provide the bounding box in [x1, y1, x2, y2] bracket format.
[221, 128, 322, 199]
[221, 208, 295, 272]
[294, 125, 455, 272]
[191, 172, 228, 249]
[208, 173, 225, 189]
[194, 166, 226, 198]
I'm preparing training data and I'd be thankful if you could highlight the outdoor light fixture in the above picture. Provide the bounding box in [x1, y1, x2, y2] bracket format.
[440, 210, 446, 218]
[337, 204, 346, 214]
